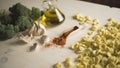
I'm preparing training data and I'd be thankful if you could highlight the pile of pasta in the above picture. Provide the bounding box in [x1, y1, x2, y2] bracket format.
[54, 14, 120, 68]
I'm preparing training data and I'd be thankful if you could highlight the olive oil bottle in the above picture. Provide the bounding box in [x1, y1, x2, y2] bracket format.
[41, 0, 65, 28]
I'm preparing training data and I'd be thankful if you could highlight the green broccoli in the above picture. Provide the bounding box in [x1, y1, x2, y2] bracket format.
[30, 7, 44, 20]
[9, 3, 31, 18]
[0, 3, 44, 40]
[15, 16, 33, 31]
[0, 22, 6, 40]
[0, 24, 16, 40]
[0, 9, 5, 17]
[14, 25, 20, 32]
[0, 14, 13, 25]
[0, 9, 13, 25]
[0, 22, 5, 32]
[4, 24, 16, 39]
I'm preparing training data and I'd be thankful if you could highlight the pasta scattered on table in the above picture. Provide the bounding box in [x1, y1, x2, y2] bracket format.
[54, 14, 120, 68]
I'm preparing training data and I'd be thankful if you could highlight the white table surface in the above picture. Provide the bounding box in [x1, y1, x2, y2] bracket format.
[0, 0, 120, 68]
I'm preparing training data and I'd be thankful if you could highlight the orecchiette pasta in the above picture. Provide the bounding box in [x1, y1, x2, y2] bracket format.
[70, 18, 120, 68]
[54, 15, 120, 68]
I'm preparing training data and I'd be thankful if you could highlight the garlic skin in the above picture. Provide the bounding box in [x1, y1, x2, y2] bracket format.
[19, 35, 32, 43]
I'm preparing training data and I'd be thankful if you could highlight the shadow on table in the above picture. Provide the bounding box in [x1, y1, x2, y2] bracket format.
[9, 39, 26, 46]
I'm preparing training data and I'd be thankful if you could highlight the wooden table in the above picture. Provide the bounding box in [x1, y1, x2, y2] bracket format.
[81, 0, 120, 8]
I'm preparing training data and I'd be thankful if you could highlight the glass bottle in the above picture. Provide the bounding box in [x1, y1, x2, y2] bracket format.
[41, 0, 65, 28]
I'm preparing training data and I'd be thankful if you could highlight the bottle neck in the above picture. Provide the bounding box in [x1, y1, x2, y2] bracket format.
[42, 0, 57, 11]
[48, 1, 54, 9]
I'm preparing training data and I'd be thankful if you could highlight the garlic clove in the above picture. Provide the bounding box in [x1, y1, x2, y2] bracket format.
[39, 35, 50, 45]
[29, 21, 46, 36]
[29, 43, 39, 52]
[19, 35, 32, 43]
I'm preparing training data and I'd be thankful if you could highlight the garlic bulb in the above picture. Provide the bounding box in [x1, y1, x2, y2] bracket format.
[19, 21, 48, 44]
[29, 21, 46, 36]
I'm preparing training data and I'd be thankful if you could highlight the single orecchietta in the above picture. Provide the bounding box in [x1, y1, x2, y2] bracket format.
[54, 62, 62, 68]
[64, 57, 76, 68]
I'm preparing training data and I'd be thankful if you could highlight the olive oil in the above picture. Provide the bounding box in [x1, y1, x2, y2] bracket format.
[41, 0, 65, 28]
[42, 8, 65, 28]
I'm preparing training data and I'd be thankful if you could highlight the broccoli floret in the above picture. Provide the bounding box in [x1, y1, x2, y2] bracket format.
[14, 25, 20, 32]
[4, 24, 16, 39]
[15, 16, 33, 31]
[30, 7, 44, 20]
[0, 22, 5, 32]
[0, 23, 6, 40]
[0, 14, 13, 25]
[0, 24, 16, 40]
[9, 3, 31, 18]
[0, 9, 5, 17]
[0, 9, 13, 25]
